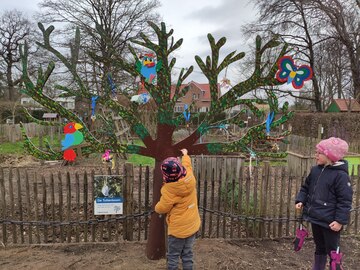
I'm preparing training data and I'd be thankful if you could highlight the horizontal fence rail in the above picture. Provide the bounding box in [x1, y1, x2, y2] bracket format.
[0, 165, 153, 244]
[192, 156, 360, 239]
[0, 157, 359, 246]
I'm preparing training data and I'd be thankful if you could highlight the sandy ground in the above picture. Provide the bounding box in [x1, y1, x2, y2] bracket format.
[1, 237, 359, 270]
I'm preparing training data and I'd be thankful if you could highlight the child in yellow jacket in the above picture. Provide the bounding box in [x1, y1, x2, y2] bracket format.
[155, 149, 201, 270]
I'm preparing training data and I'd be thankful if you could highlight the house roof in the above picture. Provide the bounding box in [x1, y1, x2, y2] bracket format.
[170, 81, 219, 101]
[254, 103, 270, 112]
[327, 99, 360, 112]
[137, 81, 219, 101]
[43, 113, 58, 119]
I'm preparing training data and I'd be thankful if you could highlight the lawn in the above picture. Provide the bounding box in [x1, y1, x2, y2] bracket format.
[0, 137, 155, 167]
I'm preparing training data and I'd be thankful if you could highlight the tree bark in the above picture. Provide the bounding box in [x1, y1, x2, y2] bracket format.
[145, 159, 166, 259]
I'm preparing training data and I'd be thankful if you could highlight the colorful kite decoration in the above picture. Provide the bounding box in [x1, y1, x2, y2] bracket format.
[276, 56, 313, 89]
[91, 96, 99, 121]
[130, 93, 151, 104]
[183, 104, 191, 122]
[135, 53, 162, 84]
[61, 122, 84, 161]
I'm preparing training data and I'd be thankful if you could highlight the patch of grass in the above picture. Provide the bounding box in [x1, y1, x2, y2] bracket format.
[0, 141, 24, 154]
[0, 136, 61, 155]
[127, 154, 155, 167]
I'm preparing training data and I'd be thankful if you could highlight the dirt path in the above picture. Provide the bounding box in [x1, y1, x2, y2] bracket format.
[1, 237, 359, 270]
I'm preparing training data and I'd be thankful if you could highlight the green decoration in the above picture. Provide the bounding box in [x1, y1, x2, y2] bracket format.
[20, 21, 294, 260]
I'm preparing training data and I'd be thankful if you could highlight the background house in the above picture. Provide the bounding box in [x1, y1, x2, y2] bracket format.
[326, 99, 360, 112]
[170, 81, 220, 112]
[42, 112, 59, 122]
[21, 96, 75, 111]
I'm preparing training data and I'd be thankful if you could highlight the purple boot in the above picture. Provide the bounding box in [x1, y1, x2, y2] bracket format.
[312, 254, 327, 270]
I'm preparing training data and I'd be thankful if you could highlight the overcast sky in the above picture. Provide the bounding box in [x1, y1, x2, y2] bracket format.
[158, 0, 258, 83]
[0, 0, 258, 84]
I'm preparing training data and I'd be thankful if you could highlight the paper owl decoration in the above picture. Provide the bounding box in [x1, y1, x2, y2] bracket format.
[135, 53, 162, 84]
[276, 56, 313, 89]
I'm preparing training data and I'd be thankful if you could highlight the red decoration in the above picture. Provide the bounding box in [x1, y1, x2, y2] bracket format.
[63, 149, 76, 161]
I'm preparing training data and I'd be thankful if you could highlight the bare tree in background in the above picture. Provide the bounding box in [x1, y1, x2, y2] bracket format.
[0, 10, 33, 101]
[315, 39, 353, 110]
[311, 0, 360, 101]
[243, 0, 359, 111]
[242, 0, 325, 111]
[36, 0, 161, 95]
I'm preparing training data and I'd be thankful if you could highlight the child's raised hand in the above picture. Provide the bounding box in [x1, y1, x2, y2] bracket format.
[180, 149, 188, 156]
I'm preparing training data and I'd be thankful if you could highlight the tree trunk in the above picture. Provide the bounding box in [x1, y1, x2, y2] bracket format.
[145, 159, 166, 259]
[6, 62, 14, 101]
[312, 75, 322, 112]
[349, 56, 360, 101]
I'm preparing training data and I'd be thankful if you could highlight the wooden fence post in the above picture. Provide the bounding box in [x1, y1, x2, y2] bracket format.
[123, 163, 134, 241]
[317, 124, 323, 140]
[259, 162, 270, 238]
[0, 168, 7, 245]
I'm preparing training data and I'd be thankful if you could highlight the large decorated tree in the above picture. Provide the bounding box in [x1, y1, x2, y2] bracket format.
[20, 21, 293, 259]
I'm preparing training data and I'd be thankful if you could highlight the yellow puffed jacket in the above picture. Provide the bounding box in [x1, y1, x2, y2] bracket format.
[155, 154, 201, 238]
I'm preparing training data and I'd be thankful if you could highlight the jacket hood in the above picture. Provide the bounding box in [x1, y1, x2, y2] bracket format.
[163, 172, 196, 197]
[323, 159, 349, 174]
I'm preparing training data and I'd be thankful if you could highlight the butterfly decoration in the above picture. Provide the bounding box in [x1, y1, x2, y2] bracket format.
[183, 104, 191, 122]
[276, 56, 313, 89]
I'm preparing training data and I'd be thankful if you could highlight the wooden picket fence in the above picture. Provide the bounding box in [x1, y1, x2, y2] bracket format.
[287, 135, 360, 176]
[0, 123, 61, 143]
[287, 134, 360, 156]
[192, 156, 359, 239]
[0, 156, 359, 246]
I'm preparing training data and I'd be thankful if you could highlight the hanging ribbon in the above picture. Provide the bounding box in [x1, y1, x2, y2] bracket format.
[266, 111, 275, 136]
[183, 104, 191, 122]
[248, 148, 257, 178]
[107, 74, 117, 99]
[241, 141, 256, 178]
[91, 96, 99, 121]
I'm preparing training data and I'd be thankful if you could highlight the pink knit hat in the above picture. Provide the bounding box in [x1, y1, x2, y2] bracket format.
[316, 137, 349, 162]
